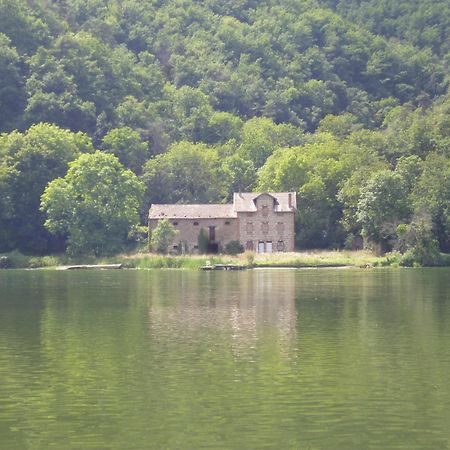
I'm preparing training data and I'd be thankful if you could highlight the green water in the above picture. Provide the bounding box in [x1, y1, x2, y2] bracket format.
[0, 268, 449, 450]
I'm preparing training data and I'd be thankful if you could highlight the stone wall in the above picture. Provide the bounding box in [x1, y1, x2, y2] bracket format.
[237, 193, 295, 252]
[149, 218, 239, 253]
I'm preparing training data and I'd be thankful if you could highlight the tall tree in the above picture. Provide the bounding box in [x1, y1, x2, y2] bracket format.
[41, 151, 144, 256]
[0, 123, 93, 253]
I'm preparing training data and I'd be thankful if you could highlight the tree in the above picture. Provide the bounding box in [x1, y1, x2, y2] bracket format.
[411, 153, 450, 252]
[0, 162, 16, 251]
[150, 219, 178, 254]
[204, 111, 243, 144]
[356, 170, 411, 251]
[0, 123, 93, 253]
[41, 151, 144, 256]
[221, 153, 256, 200]
[0, 33, 25, 131]
[142, 141, 228, 204]
[317, 113, 362, 139]
[197, 228, 209, 253]
[101, 127, 149, 175]
[257, 134, 382, 247]
[396, 217, 441, 266]
[239, 117, 303, 169]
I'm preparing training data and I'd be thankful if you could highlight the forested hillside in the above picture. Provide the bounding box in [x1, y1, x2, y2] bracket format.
[0, 0, 449, 259]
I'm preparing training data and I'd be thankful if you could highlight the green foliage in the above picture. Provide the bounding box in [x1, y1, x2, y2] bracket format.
[397, 218, 442, 267]
[0, 0, 449, 256]
[197, 228, 209, 254]
[239, 117, 303, 169]
[257, 134, 383, 247]
[41, 151, 144, 256]
[357, 170, 411, 250]
[244, 250, 255, 266]
[142, 141, 228, 204]
[0, 123, 93, 253]
[0, 33, 25, 130]
[102, 127, 148, 174]
[224, 240, 244, 255]
[411, 153, 450, 252]
[150, 219, 178, 254]
[205, 112, 243, 144]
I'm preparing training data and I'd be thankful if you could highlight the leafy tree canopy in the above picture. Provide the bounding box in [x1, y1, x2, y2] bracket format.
[41, 151, 144, 256]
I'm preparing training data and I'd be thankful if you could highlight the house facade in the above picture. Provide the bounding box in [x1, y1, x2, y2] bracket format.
[148, 192, 297, 253]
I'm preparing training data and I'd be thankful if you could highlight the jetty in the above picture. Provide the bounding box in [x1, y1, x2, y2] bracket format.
[60, 264, 123, 270]
[200, 264, 247, 271]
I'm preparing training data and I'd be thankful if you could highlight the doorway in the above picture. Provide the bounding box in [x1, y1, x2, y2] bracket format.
[207, 243, 219, 253]
[258, 241, 265, 253]
[208, 226, 216, 241]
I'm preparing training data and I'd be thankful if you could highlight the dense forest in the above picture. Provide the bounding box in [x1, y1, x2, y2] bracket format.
[0, 0, 449, 260]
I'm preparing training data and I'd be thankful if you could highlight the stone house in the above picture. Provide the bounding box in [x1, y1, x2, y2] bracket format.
[148, 192, 297, 253]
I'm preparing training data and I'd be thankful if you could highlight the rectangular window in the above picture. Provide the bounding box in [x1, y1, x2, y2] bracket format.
[261, 205, 269, 216]
[246, 241, 254, 251]
[246, 222, 253, 234]
[277, 240, 285, 251]
[209, 226, 216, 241]
[193, 221, 199, 226]
[224, 221, 230, 225]
[261, 222, 269, 233]
[172, 222, 178, 226]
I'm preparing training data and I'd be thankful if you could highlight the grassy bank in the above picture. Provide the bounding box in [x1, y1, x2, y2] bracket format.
[1, 249, 450, 270]
[120, 250, 388, 268]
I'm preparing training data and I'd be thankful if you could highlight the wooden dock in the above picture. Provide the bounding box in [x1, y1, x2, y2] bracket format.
[62, 264, 123, 270]
[200, 264, 247, 271]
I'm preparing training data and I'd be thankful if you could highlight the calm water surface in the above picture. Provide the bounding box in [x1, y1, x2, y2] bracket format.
[0, 268, 450, 449]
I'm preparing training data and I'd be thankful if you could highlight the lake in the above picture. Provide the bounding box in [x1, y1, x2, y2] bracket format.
[1, 268, 449, 449]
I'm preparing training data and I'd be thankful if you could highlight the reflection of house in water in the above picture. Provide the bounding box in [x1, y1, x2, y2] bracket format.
[147, 271, 298, 359]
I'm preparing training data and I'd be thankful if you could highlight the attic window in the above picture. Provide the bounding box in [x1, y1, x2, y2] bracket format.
[193, 221, 199, 226]
[172, 222, 178, 226]
[261, 205, 269, 216]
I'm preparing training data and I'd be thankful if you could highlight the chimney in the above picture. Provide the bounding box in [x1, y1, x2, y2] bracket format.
[288, 192, 292, 209]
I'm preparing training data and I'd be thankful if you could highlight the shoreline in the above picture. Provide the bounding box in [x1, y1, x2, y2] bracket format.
[2, 250, 450, 270]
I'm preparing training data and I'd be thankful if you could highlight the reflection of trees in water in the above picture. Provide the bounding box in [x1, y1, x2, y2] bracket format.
[147, 270, 298, 359]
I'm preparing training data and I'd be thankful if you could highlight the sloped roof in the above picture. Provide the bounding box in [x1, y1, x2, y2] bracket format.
[233, 192, 297, 212]
[148, 192, 297, 219]
[149, 204, 237, 219]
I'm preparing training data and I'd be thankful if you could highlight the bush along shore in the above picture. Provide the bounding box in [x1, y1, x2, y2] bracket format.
[1, 250, 449, 270]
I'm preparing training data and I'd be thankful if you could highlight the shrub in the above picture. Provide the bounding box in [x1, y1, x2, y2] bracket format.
[224, 240, 244, 255]
[197, 228, 209, 253]
[150, 219, 178, 254]
[0, 256, 10, 269]
[244, 250, 255, 266]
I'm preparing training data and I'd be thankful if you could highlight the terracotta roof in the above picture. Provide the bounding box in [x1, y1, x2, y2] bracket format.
[233, 192, 297, 212]
[149, 204, 237, 219]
